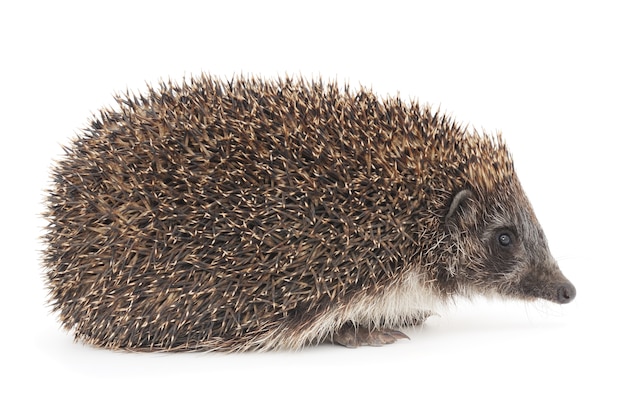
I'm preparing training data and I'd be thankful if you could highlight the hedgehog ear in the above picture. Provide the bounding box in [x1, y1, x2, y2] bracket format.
[445, 189, 474, 224]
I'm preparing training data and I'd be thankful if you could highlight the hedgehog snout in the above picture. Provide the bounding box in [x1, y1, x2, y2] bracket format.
[540, 260, 576, 304]
[513, 263, 576, 304]
[556, 281, 576, 304]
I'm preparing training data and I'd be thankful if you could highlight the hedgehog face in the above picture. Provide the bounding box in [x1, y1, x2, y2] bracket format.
[445, 188, 576, 304]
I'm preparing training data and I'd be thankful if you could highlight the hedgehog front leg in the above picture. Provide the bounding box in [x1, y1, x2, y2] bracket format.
[332, 323, 410, 348]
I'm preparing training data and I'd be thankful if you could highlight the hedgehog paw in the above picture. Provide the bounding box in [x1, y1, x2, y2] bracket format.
[333, 324, 409, 348]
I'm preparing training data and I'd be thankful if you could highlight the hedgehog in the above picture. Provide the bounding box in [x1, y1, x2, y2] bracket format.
[43, 75, 576, 351]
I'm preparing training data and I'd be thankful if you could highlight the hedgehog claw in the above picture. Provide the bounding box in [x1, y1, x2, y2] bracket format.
[412, 310, 436, 326]
[333, 325, 410, 348]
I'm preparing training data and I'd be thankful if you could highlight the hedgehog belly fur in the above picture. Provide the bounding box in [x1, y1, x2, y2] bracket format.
[262, 267, 442, 350]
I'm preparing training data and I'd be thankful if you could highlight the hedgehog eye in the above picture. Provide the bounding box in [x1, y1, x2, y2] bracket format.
[498, 232, 512, 247]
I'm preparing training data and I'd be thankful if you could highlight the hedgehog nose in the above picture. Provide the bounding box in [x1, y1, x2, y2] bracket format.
[557, 282, 576, 304]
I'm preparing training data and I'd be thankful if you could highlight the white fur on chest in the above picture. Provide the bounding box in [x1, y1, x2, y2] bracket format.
[336, 268, 441, 328]
[273, 268, 442, 349]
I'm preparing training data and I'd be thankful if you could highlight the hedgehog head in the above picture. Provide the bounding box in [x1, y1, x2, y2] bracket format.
[438, 138, 575, 304]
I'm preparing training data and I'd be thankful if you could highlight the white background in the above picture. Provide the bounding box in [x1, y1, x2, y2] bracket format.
[1, 1, 624, 414]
